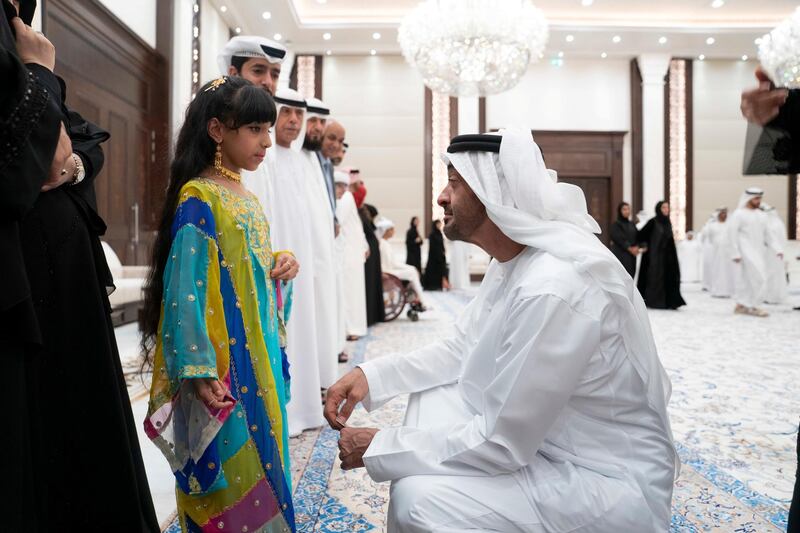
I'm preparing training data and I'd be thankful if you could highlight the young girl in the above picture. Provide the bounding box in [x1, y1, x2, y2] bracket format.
[141, 76, 299, 532]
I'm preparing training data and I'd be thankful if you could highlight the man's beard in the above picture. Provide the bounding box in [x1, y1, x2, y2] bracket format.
[303, 135, 322, 151]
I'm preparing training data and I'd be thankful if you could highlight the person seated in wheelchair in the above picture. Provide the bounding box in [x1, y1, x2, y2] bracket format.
[375, 219, 427, 311]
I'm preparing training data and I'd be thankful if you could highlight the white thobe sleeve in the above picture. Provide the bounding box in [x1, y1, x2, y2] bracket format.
[362, 294, 600, 482]
[357, 299, 476, 412]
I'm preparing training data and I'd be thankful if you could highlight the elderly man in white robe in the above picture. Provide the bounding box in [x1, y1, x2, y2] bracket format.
[729, 188, 783, 317]
[324, 129, 678, 532]
[705, 208, 735, 298]
[335, 170, 370, 340]
[299, 98, 340, 389]
[258, 88, 324, 435]
[375, 219, 427, 309]
[761, 203, 789, 304]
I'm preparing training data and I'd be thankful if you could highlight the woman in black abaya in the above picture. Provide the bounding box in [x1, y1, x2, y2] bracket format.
[637, 201, 686, 309]
[422, 219, 449, 290]
[360, 203, 385, 325]
[405, 216, 423, 273]
[609, 201, 639, 277]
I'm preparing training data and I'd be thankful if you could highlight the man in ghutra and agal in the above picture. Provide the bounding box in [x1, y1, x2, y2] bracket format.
[324, 128, 678, 532]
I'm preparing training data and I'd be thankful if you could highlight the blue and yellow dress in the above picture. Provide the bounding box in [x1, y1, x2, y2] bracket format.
[145, 178, 294, 532]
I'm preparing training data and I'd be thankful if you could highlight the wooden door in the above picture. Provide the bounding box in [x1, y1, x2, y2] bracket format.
[532, 131, 626, 245]
[559, 177, 612, 239]
[45, 0, 169, 264]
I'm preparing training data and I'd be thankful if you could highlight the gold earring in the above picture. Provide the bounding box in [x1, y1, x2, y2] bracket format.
[213, 142, 242, 183]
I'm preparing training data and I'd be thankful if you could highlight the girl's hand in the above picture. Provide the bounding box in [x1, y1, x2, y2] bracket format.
[193, 378, 234, 410]
[271, 252, 299, 281]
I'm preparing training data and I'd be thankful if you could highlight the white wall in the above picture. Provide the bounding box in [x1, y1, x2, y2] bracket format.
[323, 55, 426, 234]
[200, 0, 230, 85]
[171, 2, 231, 144]
[486, 58, 633, 205]
[693, 60, 789, 228]
[96, 0, 157, 48]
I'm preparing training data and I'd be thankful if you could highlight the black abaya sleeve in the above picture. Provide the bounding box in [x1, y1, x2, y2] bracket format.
[0, 51, 62, 316]
[637, 219, 654, 246]
[610, 221, 632, 250]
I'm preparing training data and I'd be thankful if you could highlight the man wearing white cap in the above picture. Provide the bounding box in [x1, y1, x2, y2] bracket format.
[299, 97, 339, 389]
[263, 88, 325, 434]
[729, 187, 782, 316]
[761, 203, 788, 304]
[218, 35, 287, 223]
[324, 129, 677, 532]
[218, 35, 286, 95]
[335, 170, 369, 340]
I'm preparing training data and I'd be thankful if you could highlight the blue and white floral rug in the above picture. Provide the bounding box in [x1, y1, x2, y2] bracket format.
[168, 286, 797, 532]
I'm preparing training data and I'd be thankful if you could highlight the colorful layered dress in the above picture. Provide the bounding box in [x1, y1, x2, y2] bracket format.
[145, 178, 295, 532]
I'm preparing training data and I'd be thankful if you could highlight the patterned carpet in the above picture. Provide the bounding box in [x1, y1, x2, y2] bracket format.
[166, 285, 798, 532]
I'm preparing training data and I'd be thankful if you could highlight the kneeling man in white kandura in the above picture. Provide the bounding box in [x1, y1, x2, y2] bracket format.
[324, 128, 678, 533]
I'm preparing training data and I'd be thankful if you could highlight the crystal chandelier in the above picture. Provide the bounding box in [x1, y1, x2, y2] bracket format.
[398, 0, 549, 97]
[758, 7, 800, 89]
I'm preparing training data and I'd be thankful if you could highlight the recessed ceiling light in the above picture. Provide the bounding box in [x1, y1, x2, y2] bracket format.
[558, 51, 564, 58]
[658, 36, 668, 44]
[698, 54, 705, 60]
[612, 35, 622, 43]
[742, 54, 748, 61]
[273, 33, 282, 41]
[373, 32, 381, 40]
[706, 37, 715, 45]
[323, 32, 332, 40]
[711, 0, 724, 7]
[326, 50, 332, 55]
[581, 0, 594, 5]
[754, 37, 763, 45]
[370, 49, 377, 56]
[566, 34, 574, 42]
[235, 27, 241, 34]
[601, 52, 607, 58]
[220, 5, 227, 13]
[262, 11, 271, 20]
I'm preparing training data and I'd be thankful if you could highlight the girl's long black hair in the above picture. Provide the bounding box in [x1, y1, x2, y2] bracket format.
[140, 76, 276, 365]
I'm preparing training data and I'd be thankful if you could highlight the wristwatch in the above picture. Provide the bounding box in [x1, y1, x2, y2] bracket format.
[70, 153, 86, 185]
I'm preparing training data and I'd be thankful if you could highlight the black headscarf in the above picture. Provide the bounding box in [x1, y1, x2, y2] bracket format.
[3, 0, 36, 28]
[616, 202, 630, 221]
[654, 201, 671, 226]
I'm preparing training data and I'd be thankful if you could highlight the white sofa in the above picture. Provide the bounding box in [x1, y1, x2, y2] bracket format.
[102, 241, 148, 325]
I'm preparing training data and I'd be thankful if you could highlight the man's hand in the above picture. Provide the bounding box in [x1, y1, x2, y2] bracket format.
[338, 427, 379, 470]
[628, 245, 639, 256]
[42, 125, 74, 192]
[193, 378, 234, 410]
[271, 252, 299, 281]
[324, 367, 370, 430]
[12, 17, 56, 71]
[365, 249, 370, 260]
[740, 67, 789, 126]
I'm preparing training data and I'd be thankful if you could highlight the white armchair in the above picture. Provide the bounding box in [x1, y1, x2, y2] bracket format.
[101, 241, 147, 325]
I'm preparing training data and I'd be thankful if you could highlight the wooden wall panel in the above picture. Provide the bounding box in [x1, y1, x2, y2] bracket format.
[45, 0, 169, 263]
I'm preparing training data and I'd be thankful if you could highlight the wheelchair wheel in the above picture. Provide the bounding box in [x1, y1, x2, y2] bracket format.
[382, 273, 407, 322]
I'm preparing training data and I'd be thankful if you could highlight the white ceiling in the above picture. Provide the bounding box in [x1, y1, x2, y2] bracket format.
[211, 0, 799, 60]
